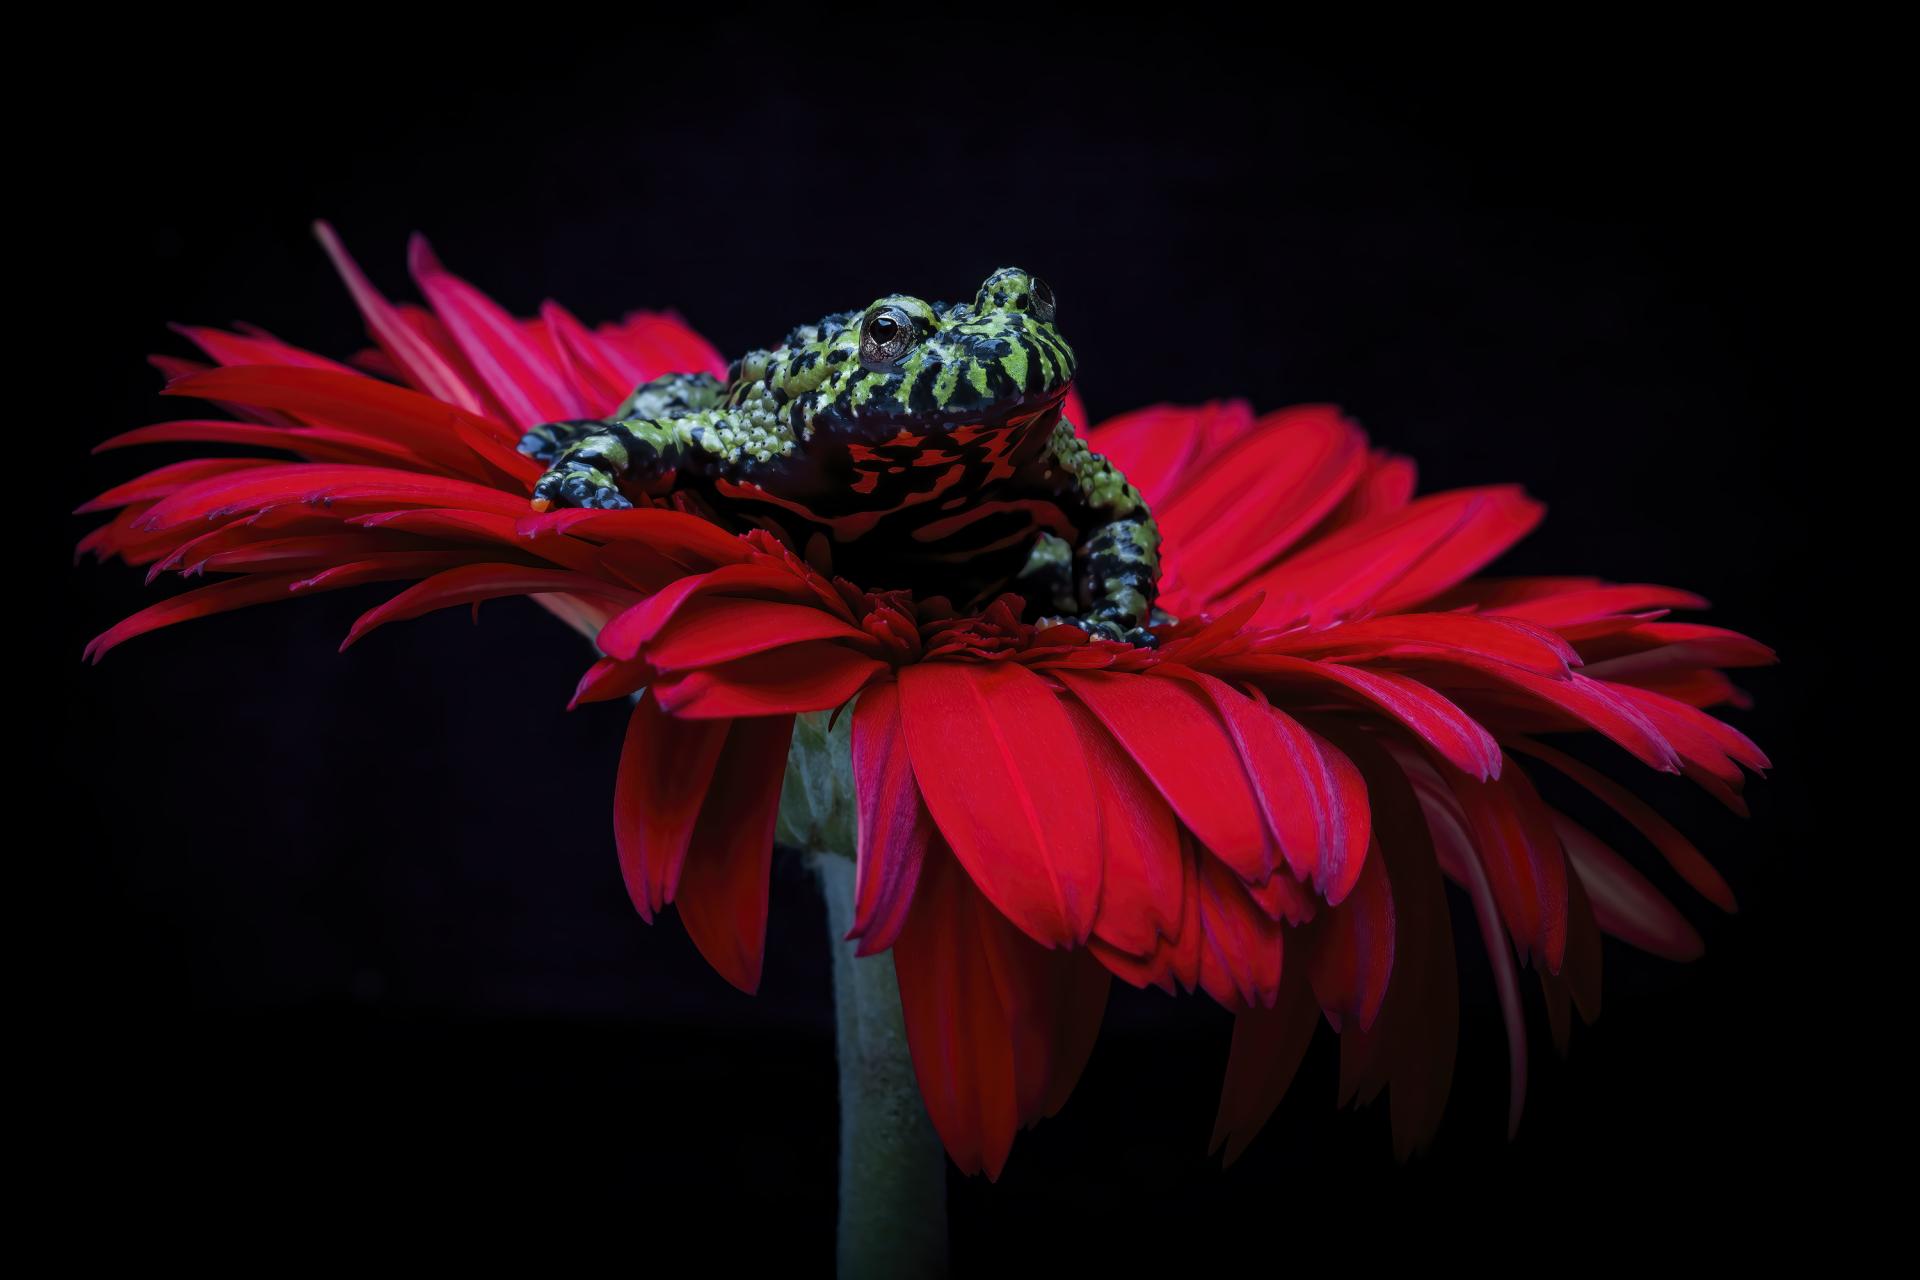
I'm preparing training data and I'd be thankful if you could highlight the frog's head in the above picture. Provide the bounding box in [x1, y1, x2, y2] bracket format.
[779, 267, 1076, 444]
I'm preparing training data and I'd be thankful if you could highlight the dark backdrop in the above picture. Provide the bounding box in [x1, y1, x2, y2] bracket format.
[55, 16, 1831, 1261]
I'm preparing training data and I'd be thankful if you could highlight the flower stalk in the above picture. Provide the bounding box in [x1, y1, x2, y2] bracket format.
[781, 710, 949, 1280]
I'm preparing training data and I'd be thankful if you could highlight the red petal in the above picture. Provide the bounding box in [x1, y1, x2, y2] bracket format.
[1084, 401, 1245, 505]
[1579, 621, 1776, 672]
[1448, 579, 1709, 629]
[1371, 485, 1545, 612]
[1321, 448, 1417, 530]
[540, 300, 640, 417]
[1442, 757, 1569, 971]
[1508, 737, 1736, 912]
[598, 310, 730, 383]
[892, 847, 1020, 1178]
[521, 507, 753, 572]
[1208, 956, 1317, 1165]
[1227, 654, 1500, 780]
[191, 534, 454, 575]
[342, 563, 634, 648]
[1058, 669, 1273, 884]
[354, 508, 605, 573]
[1183, 671, 1370, 904]
[162, 364, 527, 478]
[95, 418, 431, 470]
[651, 643, 883, 719]
[1553, 812, 1703, 960]
[534, 592, 623, 642]
[569, 655, 651, 708]
[314, 221, 491, 417]
[613, 693, 730, 922]
[1158, 405, 1369, 598]
[985, 927, 1111, 1130]
[148, 509, 363, 579]
[1061, 698, 1182, 957]
[76, 458, 277, 515]
[174, 323, 360, 375]
[408, 234, 588, 427]
[1035, 950, 1109, 1122]
[1252, 612, 1577, 677]
[1307, 840, 1396, 1032]
[977, 903, 1067, 1126]
[85, 554, 481, 661]
[1195, 853, 1286, 1010]
[1609, 682, 1770, 782]
[898, 662, 1101, 947]
[895, 844, 1109, 1168]
[1243, 489, 1483, 626]
[1449, 667, 1682, 774]
[1326, 728, 1457, 1159]
[646, 596, 877, 672]
[86, 572, 307, 662]
[595, 560, 822, 660]
[676, 715, 795, 993]
[849, 682, 934, 956]
[1398, 747, 1529, 1137]
[1562, 855, 1604, 1025]
[133, 462, 530, 534]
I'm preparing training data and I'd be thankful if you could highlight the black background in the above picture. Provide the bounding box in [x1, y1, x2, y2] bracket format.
[51, 15, 1838, 1261]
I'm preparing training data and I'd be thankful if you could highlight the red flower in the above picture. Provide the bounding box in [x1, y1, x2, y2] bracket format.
[82, 227, 1773, 1176]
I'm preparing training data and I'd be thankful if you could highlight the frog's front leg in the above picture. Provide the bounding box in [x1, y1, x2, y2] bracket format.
[521, 374, 727, 511]
[525, 417, 688, 512]
[1031, 420, 1163, 647]
[518, 418, 602, 466]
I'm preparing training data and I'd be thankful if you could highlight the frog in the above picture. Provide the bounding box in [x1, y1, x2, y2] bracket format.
[520, 268, 1161, 645]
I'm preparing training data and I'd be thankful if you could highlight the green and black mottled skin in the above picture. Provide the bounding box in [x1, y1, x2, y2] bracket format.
[522, 269, 1161, 644]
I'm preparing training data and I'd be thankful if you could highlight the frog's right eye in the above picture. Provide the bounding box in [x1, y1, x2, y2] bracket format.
[860, 306, 915, 369]
[1029, 276, 1057, 323]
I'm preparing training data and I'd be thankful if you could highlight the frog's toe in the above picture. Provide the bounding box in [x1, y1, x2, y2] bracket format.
[1039, 614, 1157, 648]
[531, 466, 631, 511]
[583, 487, 633, 511]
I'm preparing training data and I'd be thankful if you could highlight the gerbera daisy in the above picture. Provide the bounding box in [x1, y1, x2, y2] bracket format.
[80, 226, 1772, 1266]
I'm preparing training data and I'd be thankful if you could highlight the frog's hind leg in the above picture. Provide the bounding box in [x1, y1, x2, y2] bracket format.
[1016, 532, 1081, 616]
[1033, 421, 1164, 647]
[1074, 517, 1162, 645]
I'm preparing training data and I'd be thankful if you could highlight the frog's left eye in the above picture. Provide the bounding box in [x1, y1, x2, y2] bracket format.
[1030, 277, 1057, 323]
[860, 306, 915, 369]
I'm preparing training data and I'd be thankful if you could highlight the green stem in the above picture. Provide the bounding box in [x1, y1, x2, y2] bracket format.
[779, 709, 948, 1279]
[811, 854, 949, 1279]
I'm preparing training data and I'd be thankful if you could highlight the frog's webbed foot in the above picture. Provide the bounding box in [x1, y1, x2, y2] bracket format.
[524, 413, 688, 512]
[1039, 612, 1160, 648]
[529, 436, 636, 512]
[530, 469, 633, 511]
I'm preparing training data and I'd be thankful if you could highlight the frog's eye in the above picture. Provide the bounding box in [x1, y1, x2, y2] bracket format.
[860, 306, 915, 370]
[1030, 277, 1057, 323]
